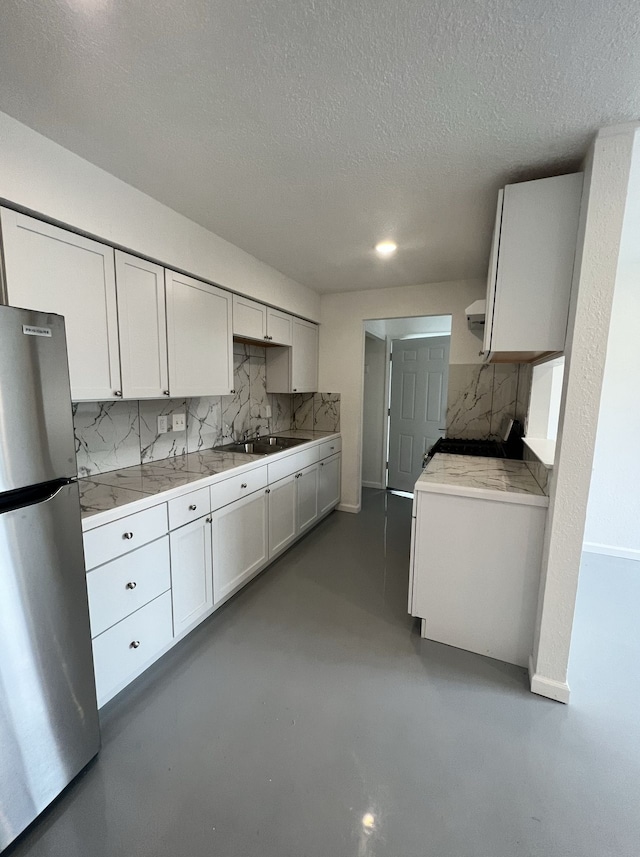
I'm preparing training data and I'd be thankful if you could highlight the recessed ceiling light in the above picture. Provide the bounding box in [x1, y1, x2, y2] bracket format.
[375, 240, 397, 258]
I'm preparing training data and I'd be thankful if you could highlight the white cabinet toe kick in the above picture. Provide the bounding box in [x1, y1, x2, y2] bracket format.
[84, 437, 341, 707]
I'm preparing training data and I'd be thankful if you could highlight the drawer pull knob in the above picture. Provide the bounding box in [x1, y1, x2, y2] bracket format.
[241, 482, 247, 488]
[114, 390, 122, 397]
[123, 531, 134, 540]
[265, 488, 271, 494]
[330, 446, 334, 450]
[163, 390, 170, 396]
[320, 462, 324, 467]
[206, 516, 212, 523]
[295, 473, 301, 479]
[130, 640, 141, 649]
[189, 504, 197, 511]
[126, 581, 137, 590]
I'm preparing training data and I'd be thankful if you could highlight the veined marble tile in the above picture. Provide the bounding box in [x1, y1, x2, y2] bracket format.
[516, 364, 533, 426]
[249, 356, 270, 436]
[292, 393, 314, 430]
[187, 396, 223, 452]
[268, 393, 293, 434]
[314, 393, 340, 431]
[446, 364, 493, 439]
[418, 453, 546, 498]
[221, 347, 251, 440]
[139, 398, 188, 463]
[73, 400, 141, 476]
[78, 478, 149, 519]
[490, 365, 519, 437]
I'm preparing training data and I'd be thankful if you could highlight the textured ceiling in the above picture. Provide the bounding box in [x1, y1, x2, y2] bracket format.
[0, 1, 639, 294]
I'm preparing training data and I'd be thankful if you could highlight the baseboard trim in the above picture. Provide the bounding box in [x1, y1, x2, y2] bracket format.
[528, 655, 571, 704]
[362, 481, 384, 490]
[583, 542, 640, 561]
[337, 502, 361, 514]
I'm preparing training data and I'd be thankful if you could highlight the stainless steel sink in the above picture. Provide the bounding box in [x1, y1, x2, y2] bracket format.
[215, 435, 310, 455]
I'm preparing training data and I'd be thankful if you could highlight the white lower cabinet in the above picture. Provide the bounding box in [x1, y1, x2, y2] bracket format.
[92, 591, 174, 704]
[87, 536, 171, 637]
[212, 489, 268, 604]
[296, 463, 319, 534]
[170, 514, 214, 635]
[318, 453, 341, 517]
[268, 474, 297, 559]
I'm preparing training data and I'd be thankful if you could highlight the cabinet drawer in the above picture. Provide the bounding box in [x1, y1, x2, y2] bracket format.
[87, 536, 171, 637]
[92, 591, 173, 704]
[267, 446, 318, 483]
[209, 465, 268, 512]
[168, 486, 211, 530]
[84, 503, 168, 570]
[318, 436, 341, 459]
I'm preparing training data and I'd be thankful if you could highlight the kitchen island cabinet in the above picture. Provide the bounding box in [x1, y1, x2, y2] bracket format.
[409, 454, 548, 668]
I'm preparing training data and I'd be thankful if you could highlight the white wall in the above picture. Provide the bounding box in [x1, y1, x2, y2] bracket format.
[319, 279, 486, 511]
[0, 112, 319, 322]
[362, 335, 387, 488]
[529, 124, 639, 703]
[584, 130, 640, 559]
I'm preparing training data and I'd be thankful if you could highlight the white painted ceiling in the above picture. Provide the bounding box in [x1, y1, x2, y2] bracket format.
[0, 1, 639, 294]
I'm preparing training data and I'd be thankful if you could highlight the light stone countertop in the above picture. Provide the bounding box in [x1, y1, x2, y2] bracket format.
[415, 453, 549, 507]
[78, 430, 339, 527]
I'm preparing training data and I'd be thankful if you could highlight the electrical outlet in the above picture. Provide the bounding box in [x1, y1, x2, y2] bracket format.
[172, 413, 186, 432]
[157, 415, 169, 434]
[265, 405, 272, 418]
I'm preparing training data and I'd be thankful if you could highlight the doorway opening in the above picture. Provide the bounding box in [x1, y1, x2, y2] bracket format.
[362, 316, 452, 496]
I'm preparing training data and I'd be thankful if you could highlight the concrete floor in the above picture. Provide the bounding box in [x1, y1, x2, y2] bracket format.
[9, 489, 640, 856]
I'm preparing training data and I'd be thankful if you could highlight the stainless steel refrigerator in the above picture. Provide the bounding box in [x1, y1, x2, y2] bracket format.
[0, 306, 100, 851]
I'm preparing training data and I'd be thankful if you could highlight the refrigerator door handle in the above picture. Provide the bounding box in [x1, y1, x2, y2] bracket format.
[0, 479, 71, 516]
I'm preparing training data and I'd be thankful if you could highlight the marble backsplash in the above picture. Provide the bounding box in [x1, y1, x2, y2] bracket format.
[73, 343, 339, 476]
[446, 363, 532, 440]
[292, 393, 341, 432]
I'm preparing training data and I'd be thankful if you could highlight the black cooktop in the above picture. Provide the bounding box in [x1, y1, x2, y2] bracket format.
[427, 433, 523, 463]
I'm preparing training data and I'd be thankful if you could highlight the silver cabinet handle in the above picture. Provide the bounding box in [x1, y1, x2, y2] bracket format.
[123, 531, 134, 540]
[130, 640, 140, 649]
[230, 389, 236, 394]
[189, 504, 197, 511]
[206, 516, 212, 523]
[241, 482, 247, 489]
[295, 473, 301, 479]
[163, 390, 170, 396]
[320, 462, 324, 467]
[330, 446, 335, 450]
[265, 488, 270, 494]
[114, 390, 122, 397]
[126, 581, 137, 590]
[293, 388, 297, 392]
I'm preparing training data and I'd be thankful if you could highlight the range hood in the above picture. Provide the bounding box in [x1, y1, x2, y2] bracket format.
[465, 299, 486, 334]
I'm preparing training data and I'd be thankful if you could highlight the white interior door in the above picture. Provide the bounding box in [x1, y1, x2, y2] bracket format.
[387, 336, 450, 493]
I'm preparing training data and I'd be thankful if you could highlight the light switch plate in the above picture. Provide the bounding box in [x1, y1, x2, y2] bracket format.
[172, 413, 186, 432]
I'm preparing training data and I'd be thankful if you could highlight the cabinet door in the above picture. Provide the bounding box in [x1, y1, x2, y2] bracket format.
[233, 295, 266, 341]
[115, 251, 169, 399]
[296, 463, 319, 534]
[170, 515, 213, 635]
[318, 453, 341, 516]
[266, 308, 293, 346]
[165, 269, 233, 396]
[268, 474, 297, 559]
[212, 490, 268, 604]
[0, 208, 121, 400]
[291, 318, 319, 392]
[482, 190, 504, 354]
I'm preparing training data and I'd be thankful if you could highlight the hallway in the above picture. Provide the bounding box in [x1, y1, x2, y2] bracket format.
[10, 490, 640, 857]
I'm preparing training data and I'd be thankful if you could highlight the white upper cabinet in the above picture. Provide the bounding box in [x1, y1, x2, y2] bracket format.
[233, 295, 266, 341]
[165, 269, 233, 397]
[115, 251, 169, 399]
[0, 208, 121, 401]
[266, 308, 292, 346]
[292, 318, 319, 392]
[483, 173, 583, 361]
[265, 317, 319, 393]
[233, 296, 293, 346]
